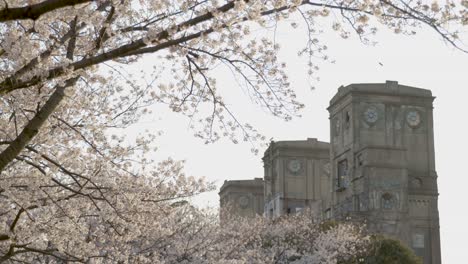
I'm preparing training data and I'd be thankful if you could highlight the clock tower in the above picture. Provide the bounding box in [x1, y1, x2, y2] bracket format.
[328, 81, 440, 264]
[263, 138, 330, 218]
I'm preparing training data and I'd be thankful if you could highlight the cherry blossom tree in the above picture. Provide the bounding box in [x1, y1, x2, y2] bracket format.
[120, 211, 371, 263]
[0, 0, 466, 262]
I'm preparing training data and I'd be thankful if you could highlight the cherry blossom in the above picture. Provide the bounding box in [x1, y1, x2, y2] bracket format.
[0, 0, 465, 262]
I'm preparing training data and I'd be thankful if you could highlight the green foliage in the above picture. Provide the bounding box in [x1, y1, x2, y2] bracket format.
[352, 235, 422, 264]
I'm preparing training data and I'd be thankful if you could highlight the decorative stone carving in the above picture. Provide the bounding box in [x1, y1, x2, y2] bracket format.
[369, 191, 379, 209]
[381, 192, 397, 210]
[358, 192, 369, 211]
[410, 177, 423, 188]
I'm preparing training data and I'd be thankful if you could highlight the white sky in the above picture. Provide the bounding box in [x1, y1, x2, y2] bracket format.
[125, 15, 467, 263]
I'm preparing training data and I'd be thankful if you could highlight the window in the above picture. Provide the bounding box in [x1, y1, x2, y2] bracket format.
[337, 159, 348, 190]
[345, 111, 351, 129]
[412, 233, 425, 248]
[334, 117, 341, 137]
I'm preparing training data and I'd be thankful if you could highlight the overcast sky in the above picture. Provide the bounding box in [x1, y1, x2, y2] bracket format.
[125, 15, 467, 263]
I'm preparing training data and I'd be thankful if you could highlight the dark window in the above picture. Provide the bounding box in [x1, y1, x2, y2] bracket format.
[345, 111, 351, 128]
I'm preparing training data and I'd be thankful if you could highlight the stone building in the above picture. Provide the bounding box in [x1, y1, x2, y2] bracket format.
[262, 138, 330, 218]
[219, 178, 264, 220]
[219, 81, 441, 264]
[328, 81, 440, 263]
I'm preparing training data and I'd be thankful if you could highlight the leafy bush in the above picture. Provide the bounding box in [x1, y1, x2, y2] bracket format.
[343, 235, 422, 264]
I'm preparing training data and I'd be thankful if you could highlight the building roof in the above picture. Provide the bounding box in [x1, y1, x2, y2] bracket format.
[219, 178, 264, 195]
[329, 81, 434, 108]
[263, 138, 329, 156]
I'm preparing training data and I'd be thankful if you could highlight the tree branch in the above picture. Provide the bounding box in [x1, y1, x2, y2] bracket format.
[0, 0, 92, 21]
[0, 77, 78, 172]
[1, 0, 464, 95]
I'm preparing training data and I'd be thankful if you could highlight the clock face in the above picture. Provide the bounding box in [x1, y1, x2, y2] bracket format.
[288, 159, 302, 174]
[363, 107, 378, 124]
[406, 110, 421, 127]
[238, 196, 249, 209]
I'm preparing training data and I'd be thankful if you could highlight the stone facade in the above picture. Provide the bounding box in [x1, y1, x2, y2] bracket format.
[262, 138, 330, 219]
[328, 81, 440, 264]
[219, 178, 264, 220]
[219, 81, 441, 264]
